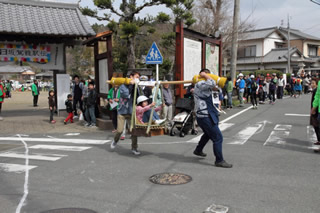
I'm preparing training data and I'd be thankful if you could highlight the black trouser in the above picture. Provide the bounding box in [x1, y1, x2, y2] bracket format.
[277, 86, 283, 99]
[73, 97, 83, 116]
[33, 95, 38, 106]
[251, 92, 257, 106]
[50, 109, 54, 121]
[111, 109, 118, 129]
[269, 90, 276, 102]
[0, 102, 2, 113]
[314, 126, 320, 142]
[304, 86, 309, 94]
[246, 89, 251, 102]
[258, 88, 265, 102]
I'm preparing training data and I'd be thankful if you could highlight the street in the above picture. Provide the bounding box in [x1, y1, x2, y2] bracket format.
[0, 92, 319, 213]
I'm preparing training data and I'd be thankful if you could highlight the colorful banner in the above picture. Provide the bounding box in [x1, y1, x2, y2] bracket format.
[0, 44, 51, 63]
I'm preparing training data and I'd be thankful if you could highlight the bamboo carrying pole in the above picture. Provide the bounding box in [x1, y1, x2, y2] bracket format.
[146, 82, 160, 134]
[106, 80, 193, 85]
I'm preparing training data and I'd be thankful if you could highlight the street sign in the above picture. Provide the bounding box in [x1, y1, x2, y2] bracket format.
[146, 42, 163, 64]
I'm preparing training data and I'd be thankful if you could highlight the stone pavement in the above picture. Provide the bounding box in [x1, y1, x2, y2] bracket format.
[0, 91, 106, 135]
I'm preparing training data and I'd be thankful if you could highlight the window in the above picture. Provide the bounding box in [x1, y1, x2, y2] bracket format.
[244, 46, 256, 57]
[308, 45, 318, 57]
[275, 42, 284, 48]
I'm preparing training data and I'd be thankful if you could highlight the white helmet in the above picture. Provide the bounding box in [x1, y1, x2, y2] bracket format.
[137, 96, 149, 105]
[250, 75, 255, 78]
[239, 73, 244, 77]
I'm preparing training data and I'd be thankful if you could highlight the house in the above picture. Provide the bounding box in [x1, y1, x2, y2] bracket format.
[229, 27, 320, 74]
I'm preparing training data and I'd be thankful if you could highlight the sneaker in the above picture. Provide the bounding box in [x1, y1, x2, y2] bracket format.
[110, 140, 117, 149]
[155, 119, 166, 124]
[112, 129, 117, 133]
[193, 150, 207, 157]
[64, 121, 67, 125]
[51, 120, 56, 124]
[120, 136, 125, 140]
[131, 149, 141, 155]
[90, 124, 97, 128]
[215, 160, 233, 168]
[314, 142, 320, 145]
[255, 105, 258, 109]
[73, 115, 79, 119]
[84, 122, 90, 127]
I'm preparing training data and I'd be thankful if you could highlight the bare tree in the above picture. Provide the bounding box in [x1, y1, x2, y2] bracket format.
[192, 0, 255, 57]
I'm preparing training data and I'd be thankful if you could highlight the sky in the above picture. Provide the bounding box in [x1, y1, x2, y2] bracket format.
[45, 0, 320, 38]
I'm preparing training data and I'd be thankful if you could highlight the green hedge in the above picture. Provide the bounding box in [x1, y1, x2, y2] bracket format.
[239, 70, 283, 77]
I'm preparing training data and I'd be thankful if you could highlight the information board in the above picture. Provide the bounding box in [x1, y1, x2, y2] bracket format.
[99, 59, 109, 94]
[56, 74, 70, 111]
[183, 38, 202, 84]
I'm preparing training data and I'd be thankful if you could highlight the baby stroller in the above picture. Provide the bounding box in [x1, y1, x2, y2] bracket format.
[170, 98, 197, 137]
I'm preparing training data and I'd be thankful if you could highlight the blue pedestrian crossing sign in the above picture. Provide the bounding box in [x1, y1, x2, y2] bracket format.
[145, 42, 163, 64]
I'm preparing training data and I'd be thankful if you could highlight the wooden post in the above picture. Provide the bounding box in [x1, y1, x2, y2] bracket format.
[175, 20, 184, 99]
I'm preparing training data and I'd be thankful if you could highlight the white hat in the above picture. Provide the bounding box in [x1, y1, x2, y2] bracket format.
[137, 96, 149, 105]
[291, 73, 294, 76]
[250, 75, 255, 78]
[140, 75, 148, 81]
[239, 73, 244, 77]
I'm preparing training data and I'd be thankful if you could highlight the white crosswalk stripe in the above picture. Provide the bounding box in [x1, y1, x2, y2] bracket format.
[29, 145, 91, 151]
[0, 137, 110, 145]
[0, 152, 67, 161]
[228, 124, 262, 145]
[263, 124, 292, 146]
[307, 126, 320, 150]
[0, 163, 37, 174]
[187, 123, 234, 142]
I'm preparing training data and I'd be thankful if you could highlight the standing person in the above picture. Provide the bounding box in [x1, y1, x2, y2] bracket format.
[258, 75, 266, 104]
[0, 81, 5, 116]
[294, 77, 302, 98]
[64, 94, 74, 124]
[85, 82, 97, 127]
[277, 75, 285, 99]
[162, 81, 173, 125]
[110, 71, 142, 155]
[238, 73, 245, 107]
[245, 75, 252, 104]
[48, 90, 56, 124]
[72, 75, 85, 118]
[303, 76, 310, 94]
[108, 85, 120, 132]
[31, 80, 40, 107]
[269, 73, 277, 104]
[250, 75, 258, 109]
[193, 69, 232, 168]
[290, 74, 296, 97]
[226, 76, 233, 109]
[5, 80, 12, 98]
[310, 79, 320, 145]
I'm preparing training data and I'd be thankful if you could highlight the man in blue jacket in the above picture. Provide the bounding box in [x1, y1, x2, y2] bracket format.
[193, 69, 232, 168]
[110, 71, 142, 155]
[238, 73, 245, 107]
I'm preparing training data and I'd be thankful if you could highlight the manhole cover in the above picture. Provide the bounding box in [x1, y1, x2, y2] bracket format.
[149, 172, 192, 185]
[41, 208, 97, 213]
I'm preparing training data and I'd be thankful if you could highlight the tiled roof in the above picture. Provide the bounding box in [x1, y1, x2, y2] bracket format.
[239, 27, 278, 41]
[278, 27, 320, 41]
[0, 0, 95, 37]
[237, 47, 304, 64]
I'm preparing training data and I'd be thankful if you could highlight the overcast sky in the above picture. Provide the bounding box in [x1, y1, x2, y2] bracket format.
[49, 0, 320, 38]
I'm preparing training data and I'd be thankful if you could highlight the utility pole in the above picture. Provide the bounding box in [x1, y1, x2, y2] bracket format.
[230, 0, 240, 82]
[287, 14, 291, 74]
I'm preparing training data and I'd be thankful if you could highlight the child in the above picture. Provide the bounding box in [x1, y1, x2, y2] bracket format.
[136, 95, 164, 124]
[48, 90, 56, 124]
[108, 84, 120, 132]
[85, 82, 97, 127]
[64, 94, 73, 124]
[0, 81, 5, 115]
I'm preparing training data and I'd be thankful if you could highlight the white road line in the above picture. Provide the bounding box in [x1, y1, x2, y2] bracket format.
[64, 133, 81, 136]
[228, 124, 262, 145]
[0, 137, 110, 145]
[220, 106, 253, 124]
[29, 145, 91, 151]
[187, 123, 234, 142]
[285, 113, 309, 117]
[274, 124, 292, 131]
[264, 131, 290, 146]
[16, 135, 30, 213]
[0, 152, 67, 161]
[0, 163, 37, 174]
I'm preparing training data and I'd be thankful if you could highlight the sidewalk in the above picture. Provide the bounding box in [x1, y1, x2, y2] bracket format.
[0, 91, 106, 135]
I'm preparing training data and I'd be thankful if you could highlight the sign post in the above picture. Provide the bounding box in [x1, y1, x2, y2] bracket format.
[145, 42, 163, 81]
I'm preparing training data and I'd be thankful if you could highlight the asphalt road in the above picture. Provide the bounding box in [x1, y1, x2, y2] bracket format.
[0, 94, 319, 213]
